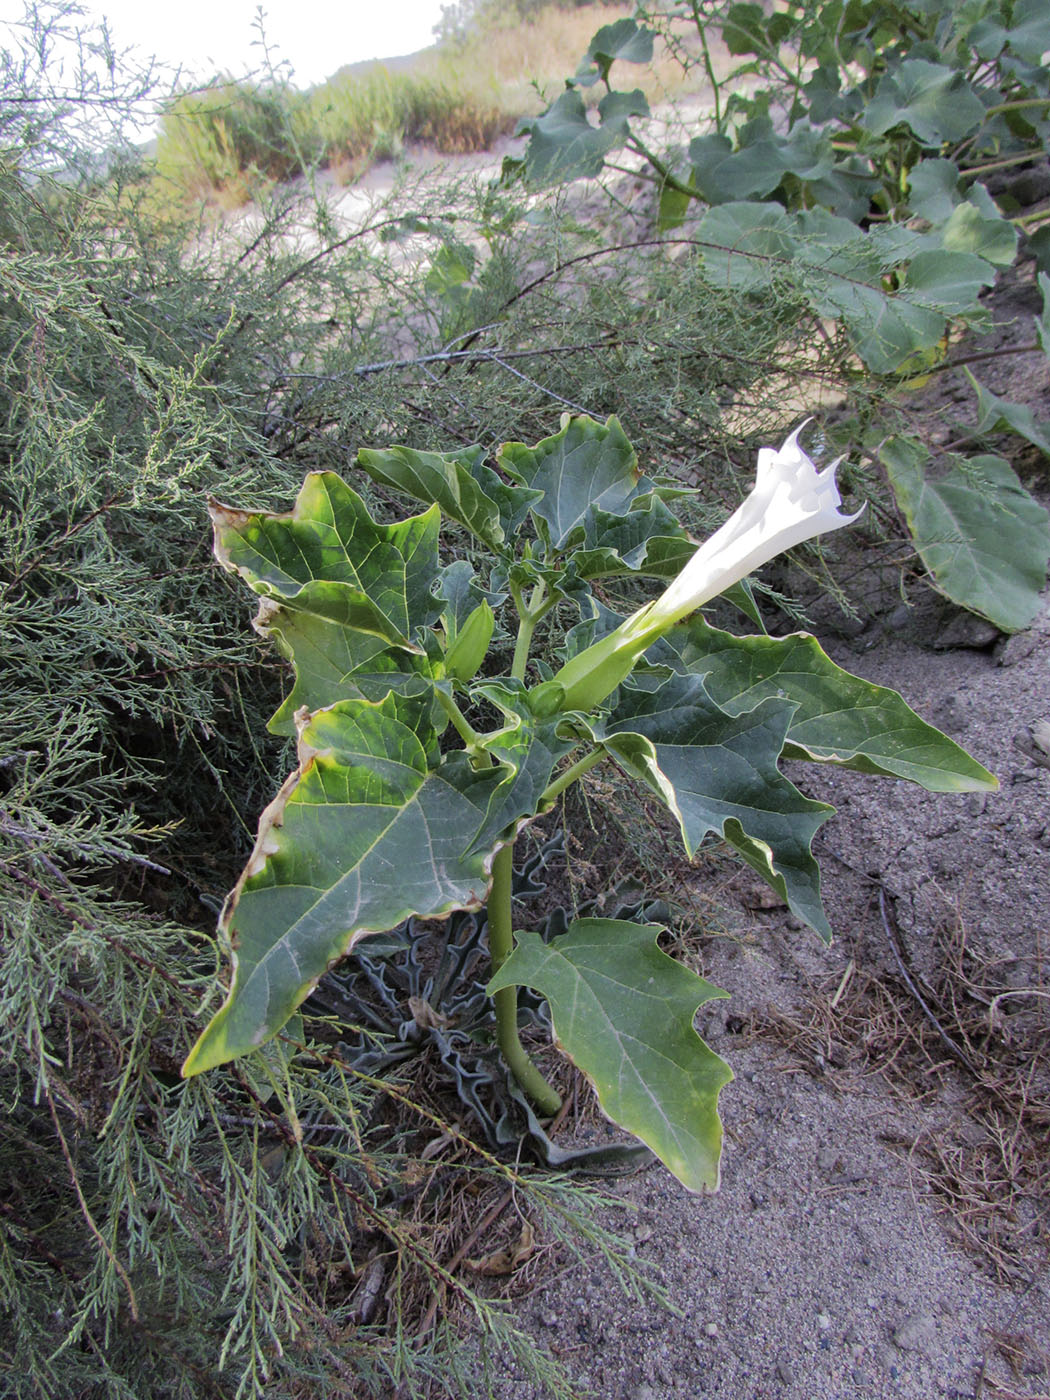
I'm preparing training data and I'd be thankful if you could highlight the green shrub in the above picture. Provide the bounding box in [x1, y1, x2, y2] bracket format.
[154, 80, 313, 199]
[0, 13, 637, 1396]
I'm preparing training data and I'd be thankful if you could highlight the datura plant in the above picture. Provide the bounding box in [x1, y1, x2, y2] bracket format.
[183, 415, 995, 1192]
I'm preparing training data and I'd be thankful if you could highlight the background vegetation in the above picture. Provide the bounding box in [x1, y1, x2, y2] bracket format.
[2, 0, 1048, 1395]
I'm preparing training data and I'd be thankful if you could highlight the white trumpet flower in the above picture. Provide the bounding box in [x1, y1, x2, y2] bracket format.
[553, 424, 863, 711]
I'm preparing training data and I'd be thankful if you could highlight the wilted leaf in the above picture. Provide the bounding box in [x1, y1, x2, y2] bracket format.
[488, 919, 732, 1192]
[464, 1221, 536, 1275]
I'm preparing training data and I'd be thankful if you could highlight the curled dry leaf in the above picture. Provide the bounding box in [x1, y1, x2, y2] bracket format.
[464, 1220, 536, 1276]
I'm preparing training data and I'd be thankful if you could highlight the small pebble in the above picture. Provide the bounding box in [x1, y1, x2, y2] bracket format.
[775, 1358, 795, 1384]
[703, 1322, 719, 1338]
[816, 1312, 832, 1331]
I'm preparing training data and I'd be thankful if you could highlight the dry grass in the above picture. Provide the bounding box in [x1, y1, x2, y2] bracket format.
[752, 894, 1050, 1283]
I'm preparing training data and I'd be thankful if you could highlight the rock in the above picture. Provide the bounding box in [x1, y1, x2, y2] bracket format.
[932, 692, 972, 733]
[893, 1312, 938, 1352]
[997, 631, 1039, 667]
[776, 1357, 796, 1384]
[703, 1322, 719, 1338]
[932, 613, 1000, 651]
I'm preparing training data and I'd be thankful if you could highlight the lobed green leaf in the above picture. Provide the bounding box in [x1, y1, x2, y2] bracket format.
[654, 619, 997, 792]
[882, 437, 1050, 632]
[487, 919, 732, 1192]
[183, 693, 564, 1075]
[209, 471, 441, 648]
[602, 676, 834, 938]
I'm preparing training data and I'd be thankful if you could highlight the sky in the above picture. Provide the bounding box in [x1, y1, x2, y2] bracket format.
[7, 0, 450, 90]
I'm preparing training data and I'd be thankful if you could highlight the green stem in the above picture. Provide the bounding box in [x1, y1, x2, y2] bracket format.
[984, 97, 1050, 118]
[487, 575, 561, 1115]
[625, 135, 697, 202]
[488, 843, 561, 1117]
[509, 579, 547, 679]
[540, 747, 606, 806]
[434, 687, 482, 748]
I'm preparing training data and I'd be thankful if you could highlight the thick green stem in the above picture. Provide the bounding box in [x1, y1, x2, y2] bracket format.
[541, 747, 606, 805]
[488, 843, 562, 1117]
[487, 577, 561, 1116]
[509, 579, 547, 680]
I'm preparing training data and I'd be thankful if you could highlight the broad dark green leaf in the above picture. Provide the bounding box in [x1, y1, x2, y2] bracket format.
[487, 919, 732, 1192]
[907, 158, 962, 224]
[598, 89, 651, 125]
[210, 472, 441, 650]
[689, 133, 788, 203]
[602, 675, 834, 938]
[970, 0, 1050, 65]
[689, 124, 834, 205]
[882, 437, 1050, 632]
[572, 497, 696, 581]
[499, 414, 649, 552]
[722, 1, 776, 56]
[696, 202, 794, 293]
[575, 18, 655, 85]
[861, 61, 985, 144]
[518, 89, 630, 183]
[903, 250, 996, 314]
[654, 620, 996, 792]
[183, 693, 558, 1075]
[908, 161, 1017, 266]
[696, 204, 985, 372]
